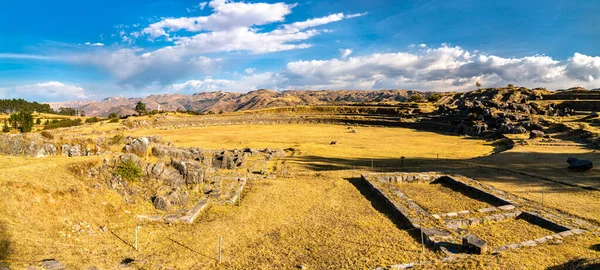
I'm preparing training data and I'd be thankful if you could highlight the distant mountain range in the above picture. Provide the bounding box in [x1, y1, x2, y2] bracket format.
[48, 89, 423, 117]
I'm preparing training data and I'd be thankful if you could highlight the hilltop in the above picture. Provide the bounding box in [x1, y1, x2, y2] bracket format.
[48, 89, 422, 117]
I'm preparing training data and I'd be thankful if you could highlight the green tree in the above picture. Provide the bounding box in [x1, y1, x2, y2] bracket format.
[58, 107, 78, 116]
[35, 118, 41, 125]
[476, 81, 482, 89]
[409, 93, 424, 103]
[108, 112, 118, 119]
[8, 113, 19, 129]
[18, 112, 34, 132]
[2, 120, 9, 133]
[135, 101, 147, 115]
[427, 94, 441, 102]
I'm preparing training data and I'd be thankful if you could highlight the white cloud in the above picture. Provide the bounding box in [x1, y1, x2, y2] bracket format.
[68, 48, 222, 87]
[565, 53, 600, 81]
[168, 72, 284, 93]
[0, 81, 87, 102]
[84, 42, 105, 47]
[245, 68, 255, 74]
[170, 45, 600, 92]
[418, 43, 427, 48]
[0, 53, 56, 60]
[340, 48, 352, 59]
[143, 0, 294, 38]
[279, 46, 600, 90]
[57, 0, 363, 88]
[199, 2, 208, 10]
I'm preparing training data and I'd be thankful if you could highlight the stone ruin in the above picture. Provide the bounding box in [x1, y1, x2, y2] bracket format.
[0, 133, 107, 158]
[91, 137, 286, 224]
[362, 172, 595, 261]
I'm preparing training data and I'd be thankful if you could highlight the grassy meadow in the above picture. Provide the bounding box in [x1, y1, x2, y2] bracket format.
[0, 117, 599, 269]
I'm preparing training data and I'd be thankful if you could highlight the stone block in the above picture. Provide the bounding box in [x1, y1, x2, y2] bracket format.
[521, 240, 537, 247]
[558, 231, 573, 237]
[534, 237, 547, 244]
[468, 218, 481, 226]
[478, 207, 498, 213]
[462, 234, 489, 254]
[165, 214, 179, 223]
[498, 205, 515, 211]
[506, 243, 521, 249]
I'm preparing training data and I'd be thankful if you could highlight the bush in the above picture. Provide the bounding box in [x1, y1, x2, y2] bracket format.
[427, 94, 441, 102]
[108, 118, 119, 123]
[85, 117, 101, 123]
[108, 112, 118, 119]
[40, 130, 54, 140]
[109, 134, 124, 145]
[2, 121, 9, 133]
[114, 159, 142, 182]
[35, 118, 41, 125]
[43, 118, 82, 130]
[409, 93, 424, 103]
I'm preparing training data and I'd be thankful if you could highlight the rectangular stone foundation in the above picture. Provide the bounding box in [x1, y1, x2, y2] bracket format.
[361, 172, 583, 256]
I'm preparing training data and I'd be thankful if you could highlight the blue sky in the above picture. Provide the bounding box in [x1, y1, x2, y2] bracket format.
[0, 0, 599, 102]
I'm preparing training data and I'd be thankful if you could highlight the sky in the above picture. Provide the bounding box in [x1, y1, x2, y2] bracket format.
[0, 0, 599, 102]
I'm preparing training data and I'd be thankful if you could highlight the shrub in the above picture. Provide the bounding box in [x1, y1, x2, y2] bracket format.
[109, 134, 124, 145]
[40, 130, 54, 140]
[409, 93, 424, 103]
[427, 94, 441, 102]
[108, 118, 119, 123]
[85, 117, 101, 123]
[108, 112, 118, 119]
[114, 159, 142, 182]
[35, 118, 41, 125]
[2, 121, 9, 133]
[44, 118, 82, 130]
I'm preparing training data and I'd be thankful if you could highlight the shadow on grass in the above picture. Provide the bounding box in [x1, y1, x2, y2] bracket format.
[0, 221, 10, 266]
[344, 176, 438, 252]
[110, 230, 136, 250]
[167, 237, 217, 262]
[546, 258, 600, 270]
[288, 151, 600, 191]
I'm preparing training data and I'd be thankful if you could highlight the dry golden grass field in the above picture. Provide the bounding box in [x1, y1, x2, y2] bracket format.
[1, 117, 599, 269]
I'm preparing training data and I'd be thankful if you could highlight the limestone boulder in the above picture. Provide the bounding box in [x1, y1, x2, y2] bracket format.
[120, 153, 141, 166]
[152, 196, 171, 211]
[160, 167, 185, 187]
[38, 143, 58, 157]
[529, 130, 544, 139]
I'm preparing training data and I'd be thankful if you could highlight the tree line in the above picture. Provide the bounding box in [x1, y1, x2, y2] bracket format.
[0, 98, 83, 116]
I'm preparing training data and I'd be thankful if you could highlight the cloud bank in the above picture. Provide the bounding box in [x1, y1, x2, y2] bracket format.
[0, 82, 87, 102]
[169, 45, 600, 93]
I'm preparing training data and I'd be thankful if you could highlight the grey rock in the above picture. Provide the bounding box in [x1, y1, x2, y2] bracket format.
[567, 157, 593, 171]
[40, 259, 65, 270]
[120, 153, 141, 166]
[38, 143, 57, 157]
[153, 196, 171, 211]
[151, 162, 165, 177]
[529, 130, 544, 139]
